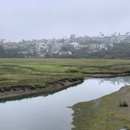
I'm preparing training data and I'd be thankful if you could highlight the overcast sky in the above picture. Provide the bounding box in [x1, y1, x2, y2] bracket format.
[0, 0, 130, 42]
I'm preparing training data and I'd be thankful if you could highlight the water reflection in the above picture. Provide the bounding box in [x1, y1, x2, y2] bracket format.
[0, 81, 83, 103]
[98, 76, 130, 86]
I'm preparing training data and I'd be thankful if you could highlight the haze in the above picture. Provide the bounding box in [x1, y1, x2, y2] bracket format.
[0, 0, 130, 42]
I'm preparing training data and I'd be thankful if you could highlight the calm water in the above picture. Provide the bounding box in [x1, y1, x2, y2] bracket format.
[0, 76, 130, 130]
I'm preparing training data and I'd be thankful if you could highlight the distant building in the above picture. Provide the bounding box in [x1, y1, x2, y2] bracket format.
[36, 43, 47, 53]
[3, 44, 17, 49]
[99, 44, 106, 50]
[117, 35, 126, 42]
[18, 51, 28, 54]
[109, 43, 113, 47]
[69, 42, 80, 49]
[91, 37, 100, 41]
[123, 35, 130, 43]
[51, 43, 63, 53]
[59, 51, 72, 55]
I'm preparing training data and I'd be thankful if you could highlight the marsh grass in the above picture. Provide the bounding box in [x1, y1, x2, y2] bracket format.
[72, 86, 130, 130]
[0, 58, 130, 89]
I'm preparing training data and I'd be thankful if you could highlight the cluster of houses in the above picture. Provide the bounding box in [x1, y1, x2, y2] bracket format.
[31, 42, 113, 56]
[0, 33, 130, 57]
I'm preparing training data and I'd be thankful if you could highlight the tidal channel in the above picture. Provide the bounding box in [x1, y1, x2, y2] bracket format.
[0, 76, 130, 130]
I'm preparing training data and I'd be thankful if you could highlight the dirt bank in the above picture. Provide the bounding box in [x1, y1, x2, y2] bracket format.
[72, 85, 130, 130]
[0, 73, 129, 101]
[0, 78, 83, 101]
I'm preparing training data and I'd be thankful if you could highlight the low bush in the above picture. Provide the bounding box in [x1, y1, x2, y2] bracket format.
[119, 101, 128, 107]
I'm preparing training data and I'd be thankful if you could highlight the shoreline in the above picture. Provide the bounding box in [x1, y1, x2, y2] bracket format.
[0, 73, 130, 129]
[0, 78, 83, 101]
[0, 73, 129, 101]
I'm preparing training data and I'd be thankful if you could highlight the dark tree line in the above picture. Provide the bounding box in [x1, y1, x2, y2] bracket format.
[0, 45, 25, 58]
[0, 42, 130, 59]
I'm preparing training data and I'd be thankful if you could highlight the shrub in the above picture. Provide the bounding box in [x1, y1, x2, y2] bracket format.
[119, 101, 128, 107]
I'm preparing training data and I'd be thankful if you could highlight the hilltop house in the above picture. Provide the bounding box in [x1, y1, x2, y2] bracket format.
[51, 43, 63, 54]
[59, 51, 72, 55]
[69, 42, 81, 49]
[36, 43, 47, 53]
[123, 35, 130, 43]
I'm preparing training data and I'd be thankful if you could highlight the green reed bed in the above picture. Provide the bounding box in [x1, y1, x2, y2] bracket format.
[0, 58, 130, 89]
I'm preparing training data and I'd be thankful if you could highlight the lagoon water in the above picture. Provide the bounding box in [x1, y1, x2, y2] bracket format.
[0, 76, 130, 130]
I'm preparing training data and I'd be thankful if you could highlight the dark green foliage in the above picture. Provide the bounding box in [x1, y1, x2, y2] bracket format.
[119, 101, 128, 107]
[0, 45, 25, 58]
[61, 44, 75, 52]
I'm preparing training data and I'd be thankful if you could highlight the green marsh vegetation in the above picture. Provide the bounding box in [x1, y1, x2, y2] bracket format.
[1, 58, 130, 129]
[0, 58, 130, 90]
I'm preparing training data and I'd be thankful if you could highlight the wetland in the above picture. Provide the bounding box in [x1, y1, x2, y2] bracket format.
[0, 76, 130, 130]
[0, 58, 130, 129]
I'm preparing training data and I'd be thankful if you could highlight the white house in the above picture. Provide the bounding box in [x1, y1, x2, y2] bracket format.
[69, 42, 80, 49]
[36, 43, 47, 53]
[59, 51, 72, 55]
[99, 44, 106, 50]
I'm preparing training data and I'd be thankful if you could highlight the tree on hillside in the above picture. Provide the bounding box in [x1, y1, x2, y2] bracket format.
[0, 45, 5, 57]
[61, 44, 75, 52]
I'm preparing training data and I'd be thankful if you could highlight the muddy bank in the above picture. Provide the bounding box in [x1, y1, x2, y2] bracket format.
[72, 85, 130, 130]
[0, 77, 83, 101]
[0, 73, 129, 101]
